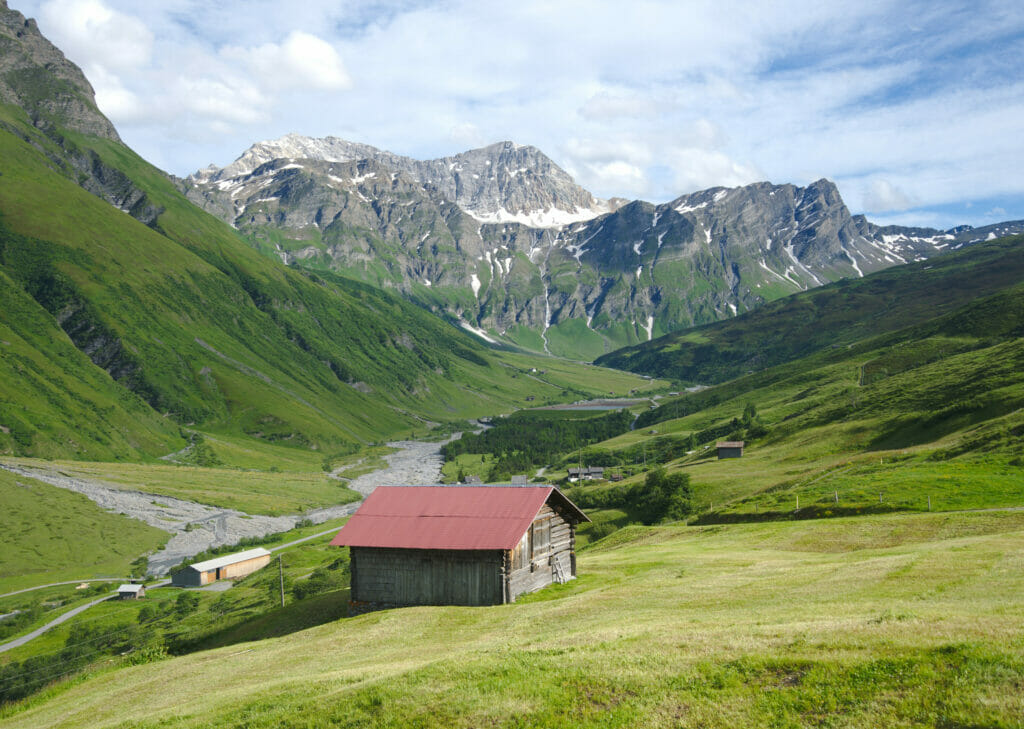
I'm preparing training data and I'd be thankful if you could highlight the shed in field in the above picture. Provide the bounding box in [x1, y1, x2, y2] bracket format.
[716, 441, 745, 459]
[116, 584, 145, 600]
[171, 547, 272, 587]
[331, 485, 589, 610]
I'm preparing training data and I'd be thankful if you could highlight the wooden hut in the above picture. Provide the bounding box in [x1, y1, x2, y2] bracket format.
[171, 547, 271, 587]
[716, 441, 745, 459]
[331, 485, 589, 610]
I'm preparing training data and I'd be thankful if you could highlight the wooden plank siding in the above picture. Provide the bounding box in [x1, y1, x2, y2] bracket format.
[351, 547, 505, 607]
[507, 504, 576, 602]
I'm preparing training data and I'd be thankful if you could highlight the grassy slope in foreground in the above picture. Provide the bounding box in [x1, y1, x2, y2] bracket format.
[0, 469, 166, 593]
[596, 234, 1024, 384]
[3, 510, 1024, 728]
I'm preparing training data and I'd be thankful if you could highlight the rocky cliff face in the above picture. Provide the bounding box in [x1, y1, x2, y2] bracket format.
[186, 139, 1024, 361]
[0, 1, 120, 141]
[0, 2, 167, 226]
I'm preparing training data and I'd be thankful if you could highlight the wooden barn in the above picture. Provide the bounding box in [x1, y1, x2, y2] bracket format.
[331, 485, 589, 609]
[716, 441, 745, 459]
[170, 547, 271, 587]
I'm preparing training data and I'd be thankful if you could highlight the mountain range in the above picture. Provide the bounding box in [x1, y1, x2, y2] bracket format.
[184, 135, 1024, 360]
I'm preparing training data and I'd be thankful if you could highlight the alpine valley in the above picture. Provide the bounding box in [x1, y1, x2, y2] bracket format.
[0, 0, 659, 462]
[4, 3, 1024, 728]
[185, 135, 1023, 360]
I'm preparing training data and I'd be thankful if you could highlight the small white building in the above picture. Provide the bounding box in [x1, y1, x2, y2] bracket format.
[117, 583, 145, 600]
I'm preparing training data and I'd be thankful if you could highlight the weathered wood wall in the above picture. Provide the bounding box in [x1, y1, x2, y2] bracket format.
[507, 504, 576, 602]
[350, 547, 505, 606]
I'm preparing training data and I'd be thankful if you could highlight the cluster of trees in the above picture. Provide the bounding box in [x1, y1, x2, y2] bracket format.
[443, 409, 633, 481]
[568, 467, 693, 525]
[0, 613, 164, 704]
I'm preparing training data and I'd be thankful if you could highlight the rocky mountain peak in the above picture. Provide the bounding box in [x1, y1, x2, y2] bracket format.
[190, 134, 608, 228]
[0, 2, 120, 141]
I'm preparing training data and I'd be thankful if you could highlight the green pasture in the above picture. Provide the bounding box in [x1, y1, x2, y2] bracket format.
[0, 470, 165, 594]
[4, 510, 1023, 727]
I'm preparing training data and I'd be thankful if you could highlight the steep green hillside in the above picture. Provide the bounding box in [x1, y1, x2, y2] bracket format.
[596, 234, 1024, 384]
[0, 99, 654, 460]
[3, 511, 1023, 727]
[573, 279, 1024, 523]
[0, 258, 182, 460]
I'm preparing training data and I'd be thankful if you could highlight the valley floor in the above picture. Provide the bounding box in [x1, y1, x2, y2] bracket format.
[4, 510, 1023, 728]
[0, 435, 450, 581]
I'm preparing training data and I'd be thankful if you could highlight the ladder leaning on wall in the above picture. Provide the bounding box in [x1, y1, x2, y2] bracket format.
[551, 554, 568, 584]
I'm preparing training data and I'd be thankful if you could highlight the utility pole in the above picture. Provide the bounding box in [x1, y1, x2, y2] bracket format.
[278, 555, 285, 607]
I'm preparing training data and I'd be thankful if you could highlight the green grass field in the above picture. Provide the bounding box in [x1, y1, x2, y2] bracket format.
[573, 327, 1024, 524]
[3, 510, 1023, 727]
[0, 469, 166, 594]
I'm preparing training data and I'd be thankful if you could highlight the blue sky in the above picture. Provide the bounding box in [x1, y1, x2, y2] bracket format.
[13, 0, 1024, 229]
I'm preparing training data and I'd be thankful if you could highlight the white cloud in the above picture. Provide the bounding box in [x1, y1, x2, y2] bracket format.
[87, 65, 142, 119]
[222, 31, 350, 91]
[584, 161, 649, 197]
[14, 0, 1024, 226]
[862, 180, 917, 212]
[39, 0, 152, 71]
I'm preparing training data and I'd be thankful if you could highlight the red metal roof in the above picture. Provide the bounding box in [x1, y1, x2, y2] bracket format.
[330, 486, 584, 550]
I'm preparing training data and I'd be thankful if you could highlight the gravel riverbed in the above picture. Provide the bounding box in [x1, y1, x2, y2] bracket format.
[0, 437, 450, 576]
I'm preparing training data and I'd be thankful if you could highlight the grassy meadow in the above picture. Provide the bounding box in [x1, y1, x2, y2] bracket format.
[2, 510, 1023, 727]
[569, 327, 1024, 525]
[0, 469, 166, 594]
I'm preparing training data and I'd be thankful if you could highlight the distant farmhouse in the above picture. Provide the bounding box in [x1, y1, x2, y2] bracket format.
[331, 485, 589, 610]
[567, 466, 604, 482]
[716, 441, 745, 459]
[171, 547, 272, 587]
[116, 584, 145, 600]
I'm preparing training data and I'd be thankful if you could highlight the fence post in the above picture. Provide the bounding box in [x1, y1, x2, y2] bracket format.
[278, 555, 285, 607]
